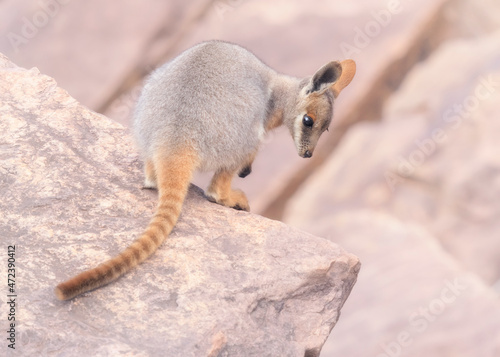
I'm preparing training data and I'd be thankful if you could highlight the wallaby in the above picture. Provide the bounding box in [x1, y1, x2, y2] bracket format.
[55, 40, 356, 300]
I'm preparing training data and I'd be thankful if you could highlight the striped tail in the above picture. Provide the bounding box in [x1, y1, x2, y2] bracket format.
[55, 149, 197, 300]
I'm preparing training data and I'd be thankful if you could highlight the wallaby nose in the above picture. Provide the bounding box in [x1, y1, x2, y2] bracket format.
[304, 150, 312, 158]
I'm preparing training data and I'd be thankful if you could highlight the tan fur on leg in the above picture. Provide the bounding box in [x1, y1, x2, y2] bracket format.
[206, 169, 249, 211]
[143, 159, 157, 189]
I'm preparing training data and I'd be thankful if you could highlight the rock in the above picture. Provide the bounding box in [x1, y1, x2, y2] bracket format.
[436, 0, 500, 41]
[294, 211, 500, 357]
[0, 55, 360, 356]
[284, 30, 500, 356]
[0, 0, 214, 112]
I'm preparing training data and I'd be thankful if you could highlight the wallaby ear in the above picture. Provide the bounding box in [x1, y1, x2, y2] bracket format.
[307, 61, 342, 94]
[332, 59, 356, 98]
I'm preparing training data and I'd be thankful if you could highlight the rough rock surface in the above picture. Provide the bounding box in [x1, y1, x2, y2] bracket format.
[284, 29, 500, 357]
[0, 55, 360, 356]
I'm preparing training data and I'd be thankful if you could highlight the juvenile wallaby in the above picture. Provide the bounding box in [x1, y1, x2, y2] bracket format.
[55, 40, 356, 300]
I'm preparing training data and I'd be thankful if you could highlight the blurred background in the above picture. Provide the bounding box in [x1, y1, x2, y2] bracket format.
[1, 0, 500, 355]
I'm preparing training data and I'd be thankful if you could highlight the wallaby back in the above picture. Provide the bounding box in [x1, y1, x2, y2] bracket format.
[133, 41, 278, 173]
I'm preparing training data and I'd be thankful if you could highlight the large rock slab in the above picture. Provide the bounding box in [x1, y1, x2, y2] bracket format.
[284, 30, 500, 356]
[0, 55, 360, 356]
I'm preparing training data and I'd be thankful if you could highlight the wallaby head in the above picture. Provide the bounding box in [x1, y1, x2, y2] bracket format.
[285, 59, 356, 158]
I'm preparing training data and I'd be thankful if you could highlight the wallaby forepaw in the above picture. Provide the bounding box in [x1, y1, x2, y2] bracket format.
[238, 165, 252, 178]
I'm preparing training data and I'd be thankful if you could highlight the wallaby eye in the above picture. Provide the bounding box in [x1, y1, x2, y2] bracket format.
[303, 114, 314, 127]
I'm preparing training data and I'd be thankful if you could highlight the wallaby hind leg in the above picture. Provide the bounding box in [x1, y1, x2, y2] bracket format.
[143, 159, 157, 189]
[206, 169, 250, 211]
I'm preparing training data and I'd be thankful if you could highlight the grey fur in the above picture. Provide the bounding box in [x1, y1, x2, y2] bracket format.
[133, 40, 353, 177]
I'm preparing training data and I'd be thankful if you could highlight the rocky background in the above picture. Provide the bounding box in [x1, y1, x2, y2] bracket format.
[1, 0, 500, 356]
